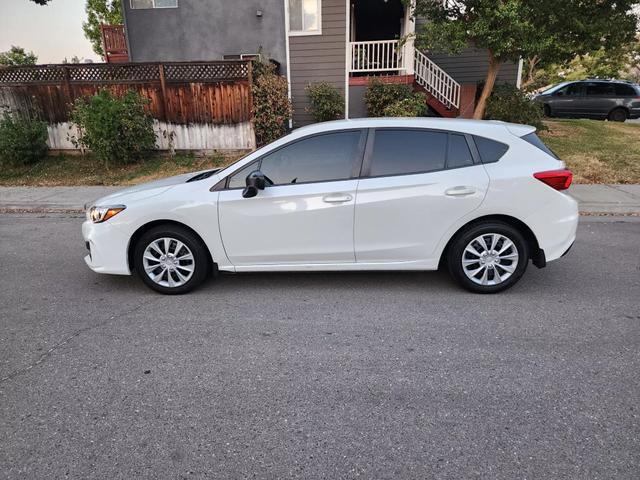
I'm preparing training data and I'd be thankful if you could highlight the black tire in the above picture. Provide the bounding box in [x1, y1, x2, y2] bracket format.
[608, 108, 627, 122]
[133, 224, 210, 294]
[447, 221, 529, 294]
[543, 104, 552, 117]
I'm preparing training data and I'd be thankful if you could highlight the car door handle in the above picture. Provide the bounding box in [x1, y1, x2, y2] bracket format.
[323, 194, 353, 203]
[445, 186, 476, 197]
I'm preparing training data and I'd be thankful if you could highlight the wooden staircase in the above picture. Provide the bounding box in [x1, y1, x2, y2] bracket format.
[413, 49, 460, 118]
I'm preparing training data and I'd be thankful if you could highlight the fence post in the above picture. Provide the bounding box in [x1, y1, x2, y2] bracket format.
[158, 63, 169, 122]
[247, 60, 254, 116]
[62, 66, 72, 117]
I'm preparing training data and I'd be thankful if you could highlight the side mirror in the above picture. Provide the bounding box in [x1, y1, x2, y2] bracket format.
[555, 91, 564, 97]
[242, 170, 267, 198]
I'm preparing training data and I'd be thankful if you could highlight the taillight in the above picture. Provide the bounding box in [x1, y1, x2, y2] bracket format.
[534, 169, 573, 190]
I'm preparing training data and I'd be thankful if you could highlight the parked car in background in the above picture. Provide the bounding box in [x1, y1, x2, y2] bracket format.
[82, 118, 578, 295]
[534, 79, 640, 122]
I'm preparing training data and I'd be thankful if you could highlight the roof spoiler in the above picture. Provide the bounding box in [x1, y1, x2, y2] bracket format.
[506, 124, 537, 137]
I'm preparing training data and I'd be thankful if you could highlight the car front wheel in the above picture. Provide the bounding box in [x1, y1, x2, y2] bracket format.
[447, 222, 529, 294]
[133, 225, 210, 294]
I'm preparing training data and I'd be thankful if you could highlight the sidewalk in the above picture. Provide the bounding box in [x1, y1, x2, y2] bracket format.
[0, 184, 639, 215]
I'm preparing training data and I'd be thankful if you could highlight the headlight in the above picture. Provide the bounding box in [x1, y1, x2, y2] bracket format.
[87, 205, 126, 223]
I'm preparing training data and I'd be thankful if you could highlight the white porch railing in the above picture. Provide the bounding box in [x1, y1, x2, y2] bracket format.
[414, 49, 461, 109]
[350, 40, 404, 73]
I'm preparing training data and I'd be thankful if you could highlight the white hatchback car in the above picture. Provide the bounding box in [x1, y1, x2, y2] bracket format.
[83, 118, 578, 294]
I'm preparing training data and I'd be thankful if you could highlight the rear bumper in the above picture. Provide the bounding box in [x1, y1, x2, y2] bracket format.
[525, 192, 579, 264]
[82, 220, 131, 275]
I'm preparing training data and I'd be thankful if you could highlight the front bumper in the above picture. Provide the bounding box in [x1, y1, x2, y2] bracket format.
[82, 220, 131, 275]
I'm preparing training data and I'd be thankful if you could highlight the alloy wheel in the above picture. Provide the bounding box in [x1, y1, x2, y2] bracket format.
[461, 233, 520, 286]
[142, 237, 195, 288]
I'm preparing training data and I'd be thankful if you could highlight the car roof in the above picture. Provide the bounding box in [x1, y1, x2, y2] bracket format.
[573, 79, 639, 85]
[290, 117, 536, 138]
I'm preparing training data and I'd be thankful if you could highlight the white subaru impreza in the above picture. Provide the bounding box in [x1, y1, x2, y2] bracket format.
[83, 118, 578, 294]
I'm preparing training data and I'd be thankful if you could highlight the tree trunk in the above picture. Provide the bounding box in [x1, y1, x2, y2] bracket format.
[521, 55, 540, 90]
[473, 52, 502, 120]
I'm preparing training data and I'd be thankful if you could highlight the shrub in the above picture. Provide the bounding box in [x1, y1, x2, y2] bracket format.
[306, 82, 344, 122]
[252, 70, 293, 146]
[383, 92, 428, 117]
[364, 79, 415, 117]
[0, 112, 48, 166]
[70, 89, 156, 168]
[485, 84, 546, 130]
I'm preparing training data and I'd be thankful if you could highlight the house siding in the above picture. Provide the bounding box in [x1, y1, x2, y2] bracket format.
[427, 47, 519, 85]
[122, 0, 287, 74]
[414, 18, 519, 86]
[289, 0, 347, 126]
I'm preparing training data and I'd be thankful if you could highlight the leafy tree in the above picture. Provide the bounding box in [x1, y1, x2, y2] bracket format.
[411, 0, 639, 119]
[83, 0, 123, 58]
[523, 38, 640, 90]
[0, 46, 38, 66]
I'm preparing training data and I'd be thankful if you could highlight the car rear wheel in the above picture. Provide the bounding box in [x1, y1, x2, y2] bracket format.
[134, 225, 210, 294]
[608, 108, 627, 122]
[447, 222, 529, 294]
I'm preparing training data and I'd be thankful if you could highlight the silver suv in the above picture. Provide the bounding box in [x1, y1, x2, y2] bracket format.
[534, 80, 640, 122]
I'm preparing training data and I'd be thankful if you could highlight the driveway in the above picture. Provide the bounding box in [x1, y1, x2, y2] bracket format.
[1, 214, 639, 479]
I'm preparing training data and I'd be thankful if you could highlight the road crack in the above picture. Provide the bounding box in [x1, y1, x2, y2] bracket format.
[0, 299, 157, 385]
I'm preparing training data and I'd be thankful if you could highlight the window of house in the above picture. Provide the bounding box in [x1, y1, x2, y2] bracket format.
[289, 0, 321, 35]
[130, 0, 178, 9]
[369, 130, 448, 177]
[259, 131, 361, 185]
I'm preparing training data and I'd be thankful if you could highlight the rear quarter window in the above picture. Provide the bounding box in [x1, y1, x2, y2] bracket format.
[521, 133, 559, 159]
[614, 84, 638, 96]
[472, 136, 509, 164]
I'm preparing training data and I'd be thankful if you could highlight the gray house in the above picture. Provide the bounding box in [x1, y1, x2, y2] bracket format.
[122, 0, 521, 126]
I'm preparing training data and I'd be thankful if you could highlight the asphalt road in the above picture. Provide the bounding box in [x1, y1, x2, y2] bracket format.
[1, 214, 639, 480]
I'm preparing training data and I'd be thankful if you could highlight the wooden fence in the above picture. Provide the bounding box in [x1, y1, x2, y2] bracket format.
[0, 61, 253, 124]
[0, 61, 256, 150]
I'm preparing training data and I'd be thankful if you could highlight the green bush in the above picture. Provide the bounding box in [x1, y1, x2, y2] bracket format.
[0, 112, 48, 166]
[364, 79, 416, 117]
[383, 92, 428, 117]
[485, 84, 546, 130]
[306, 82, 344, 122]
[70, 89, 156, 168]
[252, 69, 293, 146]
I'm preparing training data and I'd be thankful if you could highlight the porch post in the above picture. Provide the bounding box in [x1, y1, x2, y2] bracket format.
[344, 0, 350, 119]
[402, 0, 416, 76]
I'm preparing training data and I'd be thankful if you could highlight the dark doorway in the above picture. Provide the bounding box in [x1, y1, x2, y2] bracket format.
[352, 0, 404, 41]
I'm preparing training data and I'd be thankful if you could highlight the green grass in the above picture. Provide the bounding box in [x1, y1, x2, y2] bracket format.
[540, 119, 640, 184]
[0, 151, 245, 186]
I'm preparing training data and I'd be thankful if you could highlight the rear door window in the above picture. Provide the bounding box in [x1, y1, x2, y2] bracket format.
[447, 134, 474, 169]
[368, 130, 448, 177]
[585, 83, 615, 96]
